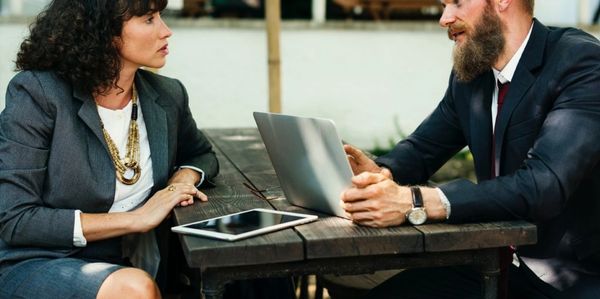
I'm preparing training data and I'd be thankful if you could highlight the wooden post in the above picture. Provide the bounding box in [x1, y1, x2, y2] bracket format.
[578, 0, 590, 25]
[312, 0, 326, 23]
[266, 0, 282, 113]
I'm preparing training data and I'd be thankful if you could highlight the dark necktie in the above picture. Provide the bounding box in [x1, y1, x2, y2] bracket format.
[495, 81, 510, 124]
[494, 80, 512, 299]
[491, 80, 510, 178]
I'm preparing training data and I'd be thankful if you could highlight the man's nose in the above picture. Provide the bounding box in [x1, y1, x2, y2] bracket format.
[439, 6, 456, 27]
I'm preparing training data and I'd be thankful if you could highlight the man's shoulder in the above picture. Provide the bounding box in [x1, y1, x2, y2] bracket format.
[546, 25, 600, 54]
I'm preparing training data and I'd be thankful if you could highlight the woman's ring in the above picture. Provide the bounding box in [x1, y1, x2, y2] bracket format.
[168, 185, 176, 192]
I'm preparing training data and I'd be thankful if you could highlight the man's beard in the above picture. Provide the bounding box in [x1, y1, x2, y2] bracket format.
[450, 5, 505, 82]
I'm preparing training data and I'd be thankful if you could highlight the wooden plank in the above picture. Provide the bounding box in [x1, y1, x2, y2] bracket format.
[243, 171, 285, 200]
[201, 128, 537, 263]
[173, 130, 305, 269]
[205, 128, 425, 258]
[174, 196, 305, 269]
[200, 150, 257, 199]
[261, 186, 424, 259]
[416, 221, 537, 252]
[204, 128, 275, 173]
[297, 216, 423, 259]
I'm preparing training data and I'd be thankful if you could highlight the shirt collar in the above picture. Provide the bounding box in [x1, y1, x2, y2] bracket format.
[492, 22, 534, 84]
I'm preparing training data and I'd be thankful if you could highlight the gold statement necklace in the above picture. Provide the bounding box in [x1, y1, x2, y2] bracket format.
[98, 85, 141, 185]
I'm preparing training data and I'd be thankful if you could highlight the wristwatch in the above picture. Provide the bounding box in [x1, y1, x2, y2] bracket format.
[406, 186, 427, 225]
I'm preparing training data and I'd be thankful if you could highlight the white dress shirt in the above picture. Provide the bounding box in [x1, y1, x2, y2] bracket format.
[491, 24, 534, 132]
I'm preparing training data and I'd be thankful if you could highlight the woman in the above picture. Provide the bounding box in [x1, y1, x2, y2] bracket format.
[0, 0, 218, 298]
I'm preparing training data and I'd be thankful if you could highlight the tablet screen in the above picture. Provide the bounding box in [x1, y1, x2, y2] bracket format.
[183, 210, 309, 235]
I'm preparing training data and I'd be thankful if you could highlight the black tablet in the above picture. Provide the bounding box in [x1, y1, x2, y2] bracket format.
[171, 208, 318, 241]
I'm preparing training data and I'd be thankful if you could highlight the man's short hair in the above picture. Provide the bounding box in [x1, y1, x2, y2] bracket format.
[523, 0, 534, 15]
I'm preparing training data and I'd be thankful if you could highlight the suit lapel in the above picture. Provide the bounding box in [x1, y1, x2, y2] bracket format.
[494, 19, 548, 172]
[469, 71, 495, 180]
[135, 73, 169, 189]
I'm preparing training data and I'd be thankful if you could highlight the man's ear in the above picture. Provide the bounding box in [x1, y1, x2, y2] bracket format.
[496, 0, 512, 12]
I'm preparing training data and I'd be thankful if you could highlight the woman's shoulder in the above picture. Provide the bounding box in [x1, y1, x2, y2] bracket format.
[136, 69, 188, 105]
[6, 70, 74, 115]
[9, 70, 70, 95]
[136, 68, 184, 92]
[10, 70, 61, 84]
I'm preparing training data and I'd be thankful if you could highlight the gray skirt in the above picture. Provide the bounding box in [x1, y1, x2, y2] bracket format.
[0, 257, 124, 299]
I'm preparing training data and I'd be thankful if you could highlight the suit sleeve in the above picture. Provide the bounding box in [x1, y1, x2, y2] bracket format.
[442, 42, 600, 224]
[376, 74, 468, 185]
[173, 80, 219, 184]
[0, 72, 75, 248]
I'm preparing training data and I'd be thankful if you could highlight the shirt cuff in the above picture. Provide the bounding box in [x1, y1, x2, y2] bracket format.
[435, 188, 451, 220]
[73, 210, 87, 247]
[179, 165, 205, 187]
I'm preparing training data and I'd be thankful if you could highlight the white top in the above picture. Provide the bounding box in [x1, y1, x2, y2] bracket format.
[72, 96, 158, 276]
[97, 99, 155, 213]
[70, 93, 207, 277]
[73, 97, 155, 245]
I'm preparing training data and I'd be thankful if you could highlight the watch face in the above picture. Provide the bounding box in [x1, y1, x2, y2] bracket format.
[407, 208, 427, 225]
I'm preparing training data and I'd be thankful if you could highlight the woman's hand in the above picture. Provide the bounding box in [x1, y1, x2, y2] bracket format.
[168, 168, 208, 206]
[81, 183, 208, 241]
[132, 183, 205, 232]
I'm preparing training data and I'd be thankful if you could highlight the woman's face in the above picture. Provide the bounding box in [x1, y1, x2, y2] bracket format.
[117, 11, 172, 70]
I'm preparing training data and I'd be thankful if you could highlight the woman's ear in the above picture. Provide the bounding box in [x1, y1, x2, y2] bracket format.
[113, 36, 123, 49]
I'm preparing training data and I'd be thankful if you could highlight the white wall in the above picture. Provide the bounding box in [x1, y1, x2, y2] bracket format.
[0, 26, 452, 149]
[2, 6, 600, 148]
[3, 0, 600, 25]
[3, 24, 599, 149]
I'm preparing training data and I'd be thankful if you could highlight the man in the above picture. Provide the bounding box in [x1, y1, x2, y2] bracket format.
[342, 0, 600, 297]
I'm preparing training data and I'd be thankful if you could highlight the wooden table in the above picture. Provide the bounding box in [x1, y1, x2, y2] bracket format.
[173, 128, 537, 299]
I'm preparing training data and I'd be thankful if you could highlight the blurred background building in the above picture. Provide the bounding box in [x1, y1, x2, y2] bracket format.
[1, 0, 599, 149]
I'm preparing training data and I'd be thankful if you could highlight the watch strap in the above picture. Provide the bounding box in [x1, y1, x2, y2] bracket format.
[410, 186, 424, 208]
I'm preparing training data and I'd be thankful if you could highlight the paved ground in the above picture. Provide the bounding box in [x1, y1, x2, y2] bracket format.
[1, 19, 599, 149]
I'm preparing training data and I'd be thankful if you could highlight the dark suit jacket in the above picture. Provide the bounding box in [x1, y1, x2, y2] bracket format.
[376, 20, 600, 266]
[0, 69, 219, 265]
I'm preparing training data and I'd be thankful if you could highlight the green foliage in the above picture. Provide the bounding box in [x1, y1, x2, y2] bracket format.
[368, 116, 475, 183]
[370, 115, 407, 156]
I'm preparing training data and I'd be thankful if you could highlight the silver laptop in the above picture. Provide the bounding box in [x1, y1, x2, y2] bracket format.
[253, 112, 353, 218]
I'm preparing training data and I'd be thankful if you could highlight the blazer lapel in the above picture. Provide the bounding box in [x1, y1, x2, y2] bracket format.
[135, 73, 169, 189]
[75, 89, 107, 151]
[469, 71, 495, 181]
[494, 19, 548, 173]
[73, 87, 115, 194]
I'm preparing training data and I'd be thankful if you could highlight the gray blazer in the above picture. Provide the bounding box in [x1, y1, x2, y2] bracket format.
[0, 69, 219, 265]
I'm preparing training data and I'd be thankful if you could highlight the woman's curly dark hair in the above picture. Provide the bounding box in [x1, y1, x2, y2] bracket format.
[16, 0, 167, 96]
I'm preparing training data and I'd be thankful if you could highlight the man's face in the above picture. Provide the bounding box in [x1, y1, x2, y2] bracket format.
[439, 0, 505, 82]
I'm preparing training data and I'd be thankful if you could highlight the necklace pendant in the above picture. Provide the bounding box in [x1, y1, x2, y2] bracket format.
[116, 165, 141, 185]
[124, 159, 138, 168]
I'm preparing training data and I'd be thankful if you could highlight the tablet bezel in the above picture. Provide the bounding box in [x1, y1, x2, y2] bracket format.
[171, 208, 318, 241]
